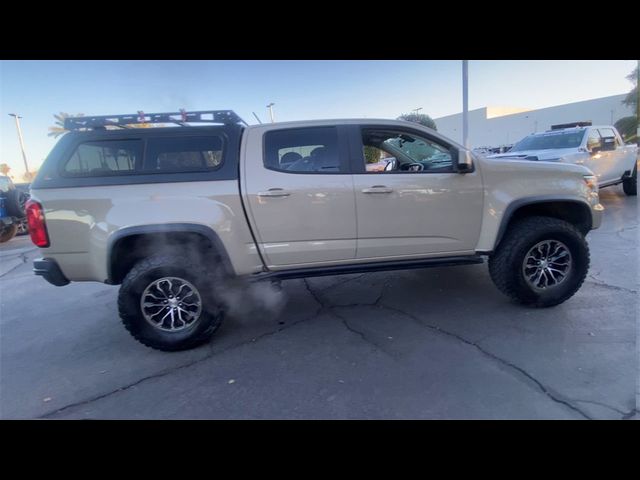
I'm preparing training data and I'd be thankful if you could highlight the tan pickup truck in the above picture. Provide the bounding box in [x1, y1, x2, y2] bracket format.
[26, 110, 604, 351]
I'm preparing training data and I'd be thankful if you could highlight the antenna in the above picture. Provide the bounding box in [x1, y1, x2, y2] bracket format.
[252, 112, 263, 124]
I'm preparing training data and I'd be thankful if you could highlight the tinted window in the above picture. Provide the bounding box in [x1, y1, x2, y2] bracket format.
[512, 130, 586, 151]
[362, 129, 453, 173]
[146, 136, 224, 173]
[264, 127, 342, 173]
[64, 140, 141, 176]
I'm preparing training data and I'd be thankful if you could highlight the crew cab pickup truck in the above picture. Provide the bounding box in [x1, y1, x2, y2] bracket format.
[27, 110, 604, 351]
[488, 124, 638, 196]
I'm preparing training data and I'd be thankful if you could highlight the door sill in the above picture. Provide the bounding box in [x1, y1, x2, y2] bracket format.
[248, 255, 484, 282]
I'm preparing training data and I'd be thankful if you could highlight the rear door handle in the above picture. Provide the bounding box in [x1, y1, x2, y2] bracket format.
[362, 185, 393, 194]
[257, 188, 291, 197]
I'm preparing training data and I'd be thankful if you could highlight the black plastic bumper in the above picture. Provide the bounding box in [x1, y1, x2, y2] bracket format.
[33, 258, 70, 286]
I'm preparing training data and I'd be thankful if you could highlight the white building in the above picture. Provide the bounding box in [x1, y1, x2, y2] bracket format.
[434, 94, 633, 149]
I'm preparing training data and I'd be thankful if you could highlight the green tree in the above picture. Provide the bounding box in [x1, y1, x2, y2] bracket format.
[622, 65, 638, 111]
[614, 116, 637, 143]
[397, 112, 437, 131]
[48, 112, 84, 138]
[364, 145, 381, 164]
[617, 66, 638, 144]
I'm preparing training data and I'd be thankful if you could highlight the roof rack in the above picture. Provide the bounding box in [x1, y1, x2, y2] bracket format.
[550, 121, 592, 130]
[64, 110, 248, 130]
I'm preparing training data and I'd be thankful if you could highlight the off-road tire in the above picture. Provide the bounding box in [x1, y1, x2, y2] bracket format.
[0, 224, 18, 243]
[5, 189, 28, 217]
[118, 254, 224, 351]
[622, 163, 637, 196]
[488, 216, 590, 308]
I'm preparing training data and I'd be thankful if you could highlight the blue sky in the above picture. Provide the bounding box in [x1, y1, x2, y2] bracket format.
[0, 60, 636, 179]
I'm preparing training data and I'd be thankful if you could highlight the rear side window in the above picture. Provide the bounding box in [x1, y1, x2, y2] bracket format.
[145, 136, 224, 173]
[63, 140, 142, 176]
[264, 127, 342, 173]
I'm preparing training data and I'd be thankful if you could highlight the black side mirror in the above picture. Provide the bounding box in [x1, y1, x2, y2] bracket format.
[455, 149, 474, 173]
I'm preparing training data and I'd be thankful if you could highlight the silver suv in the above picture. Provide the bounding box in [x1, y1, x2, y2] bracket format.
[27, 110, 604, 351]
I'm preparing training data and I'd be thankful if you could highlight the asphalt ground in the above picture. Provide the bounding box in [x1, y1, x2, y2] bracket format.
[0, 186, 637, 419]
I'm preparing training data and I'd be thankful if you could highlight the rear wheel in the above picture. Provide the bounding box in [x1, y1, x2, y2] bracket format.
[622, 163, 637, 196]
[0, 224, 18, 243]
[488, 216, 590, 308]
[118, 254, 224, 351]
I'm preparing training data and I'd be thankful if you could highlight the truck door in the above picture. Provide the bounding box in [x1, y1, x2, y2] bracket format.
[584, 129, 608, 183]
[598, 127, 626, 183]
[350, 125, 484, 259]
[241, 125, 356, 268]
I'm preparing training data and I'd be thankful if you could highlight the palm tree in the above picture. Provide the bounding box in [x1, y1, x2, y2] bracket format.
[48, 112, 84, 138]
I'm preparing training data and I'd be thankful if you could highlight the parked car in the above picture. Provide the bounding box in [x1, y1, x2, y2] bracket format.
[488, 124, 638, 195]
[0, 176, 28, 243]
[28, 110, 603, 351]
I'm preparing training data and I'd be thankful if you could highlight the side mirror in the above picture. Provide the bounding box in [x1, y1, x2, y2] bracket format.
[456, 149, 474, 173]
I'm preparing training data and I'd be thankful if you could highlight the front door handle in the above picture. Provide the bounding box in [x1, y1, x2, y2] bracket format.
[362, 185, 393, 194]
[257, 188, 291, 197]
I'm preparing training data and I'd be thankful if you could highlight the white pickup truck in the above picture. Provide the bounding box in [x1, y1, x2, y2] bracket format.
[489, 125, 638, 195]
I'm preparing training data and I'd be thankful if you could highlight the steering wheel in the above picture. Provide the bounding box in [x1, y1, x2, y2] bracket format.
[401, 162, 424, 172]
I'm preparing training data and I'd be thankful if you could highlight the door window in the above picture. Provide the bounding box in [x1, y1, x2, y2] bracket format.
[586, 130, 602, 152]
[361, 129, 453, 173]
[264, 127, 343, 173]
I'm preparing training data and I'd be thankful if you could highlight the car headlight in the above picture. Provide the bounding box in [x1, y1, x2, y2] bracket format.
[583, 175, 599, 197]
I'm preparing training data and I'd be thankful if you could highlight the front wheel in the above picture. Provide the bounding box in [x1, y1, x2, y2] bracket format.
[488, 216, 590, 308]
[118, 254, 224, 351]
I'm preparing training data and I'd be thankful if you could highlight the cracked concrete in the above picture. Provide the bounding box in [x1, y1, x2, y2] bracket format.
[0, 186, 637, 419]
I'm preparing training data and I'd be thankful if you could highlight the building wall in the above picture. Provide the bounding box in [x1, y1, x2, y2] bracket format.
[434, 94, 633, 148]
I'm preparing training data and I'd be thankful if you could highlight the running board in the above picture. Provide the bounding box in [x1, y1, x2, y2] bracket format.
[249, 255, 484, 282]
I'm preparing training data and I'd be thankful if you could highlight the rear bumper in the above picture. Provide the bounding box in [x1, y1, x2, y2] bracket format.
[33, 258, 70, 286]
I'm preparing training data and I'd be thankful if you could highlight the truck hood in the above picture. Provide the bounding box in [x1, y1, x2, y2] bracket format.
[488, 148, 577, 161]
[477, 154, 591, 176]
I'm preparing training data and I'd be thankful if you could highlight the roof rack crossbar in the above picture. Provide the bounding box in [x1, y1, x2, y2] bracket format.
[64, 110, 247, 130]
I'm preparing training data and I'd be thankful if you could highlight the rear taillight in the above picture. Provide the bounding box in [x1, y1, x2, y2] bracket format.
[25, 200, 50, 248]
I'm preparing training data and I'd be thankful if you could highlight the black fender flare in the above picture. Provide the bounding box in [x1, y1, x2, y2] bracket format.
[492, 195, 593, 250]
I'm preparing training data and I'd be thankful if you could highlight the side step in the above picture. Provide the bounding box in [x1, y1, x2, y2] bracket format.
[249, 255, 484, 282]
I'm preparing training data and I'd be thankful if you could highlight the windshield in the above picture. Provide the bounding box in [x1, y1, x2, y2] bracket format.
[512, 130, 585, 151]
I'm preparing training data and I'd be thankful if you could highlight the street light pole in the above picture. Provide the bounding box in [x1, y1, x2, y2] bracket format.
[8, 113, 31, 180]
[462, 60, 469, 149]
[266, 103, 275, 123]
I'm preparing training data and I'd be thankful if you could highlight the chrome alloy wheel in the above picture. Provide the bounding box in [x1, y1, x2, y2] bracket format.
[522, 240, 573, 290]
[140, 277, 203, 332]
